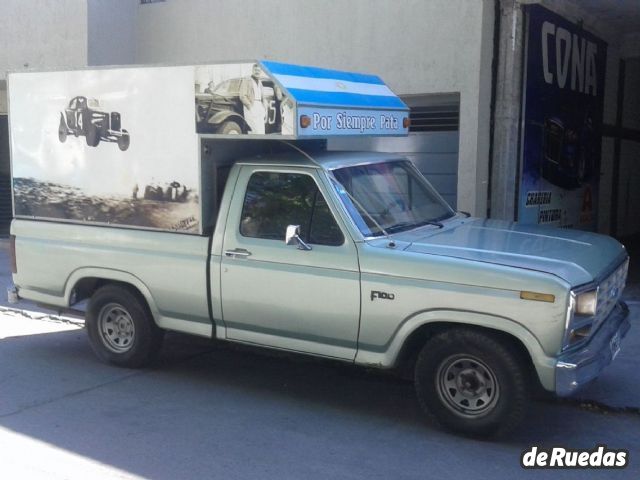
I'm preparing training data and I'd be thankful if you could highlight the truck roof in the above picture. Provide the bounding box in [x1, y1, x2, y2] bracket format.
[235, 150, 404, 171]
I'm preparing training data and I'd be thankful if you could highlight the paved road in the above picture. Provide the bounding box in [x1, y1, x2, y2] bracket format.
[0, 239, 639, 478]
[1, 310, 639, 479]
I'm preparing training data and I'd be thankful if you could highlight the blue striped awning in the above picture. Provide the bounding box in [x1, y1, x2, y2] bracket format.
[261, 60, 407, 110]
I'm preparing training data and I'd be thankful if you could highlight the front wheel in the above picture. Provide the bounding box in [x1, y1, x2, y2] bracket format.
[414, 328, 530, 437]
[86, 125, 100, 147]
[217, 120, 242, 135]
[86, 284, 164, 368]
[117, 130, 130, 151]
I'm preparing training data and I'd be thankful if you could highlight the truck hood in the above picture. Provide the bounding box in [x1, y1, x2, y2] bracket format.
[393, 218, 626, 286]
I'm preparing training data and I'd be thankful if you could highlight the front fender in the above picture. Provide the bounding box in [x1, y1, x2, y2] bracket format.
[355, 309, 556, 391]
[207, 110, 246, 129]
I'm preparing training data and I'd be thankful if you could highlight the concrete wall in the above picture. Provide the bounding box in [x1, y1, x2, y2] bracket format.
[130, 0, 495, 216]
[0, 0, 88, 114]
[87, 0, 137, 66]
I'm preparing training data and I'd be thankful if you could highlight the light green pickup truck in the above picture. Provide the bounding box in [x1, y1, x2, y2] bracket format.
[10, 149, 630, 437]
[7, 61, 630, 437]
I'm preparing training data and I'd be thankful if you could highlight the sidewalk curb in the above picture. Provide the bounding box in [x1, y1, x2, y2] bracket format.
[0, 305, 84, 327]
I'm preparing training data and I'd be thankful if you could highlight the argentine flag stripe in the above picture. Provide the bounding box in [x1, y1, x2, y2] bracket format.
[262, 60, 385, 85]
[270, 74, 397, 98]
[285, 89, 407, 109]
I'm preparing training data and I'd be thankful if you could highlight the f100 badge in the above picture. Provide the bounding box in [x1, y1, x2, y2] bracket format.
[371, 291, 395, 301]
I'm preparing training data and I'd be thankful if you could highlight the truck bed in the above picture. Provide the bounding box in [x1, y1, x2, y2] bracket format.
[11, 219, 213, 337]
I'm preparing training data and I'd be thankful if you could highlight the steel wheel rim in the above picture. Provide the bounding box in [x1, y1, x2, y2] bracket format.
[436, 354, 500, 417]
[98, 303, 136, 353]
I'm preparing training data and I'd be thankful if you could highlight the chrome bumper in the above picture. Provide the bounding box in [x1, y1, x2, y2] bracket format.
[555, 301, 630, 396]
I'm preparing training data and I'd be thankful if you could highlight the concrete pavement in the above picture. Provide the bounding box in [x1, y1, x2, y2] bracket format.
[0, 312, 639, 479]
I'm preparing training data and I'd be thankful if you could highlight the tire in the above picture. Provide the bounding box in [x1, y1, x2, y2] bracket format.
[414, 328, 530, 438]
[86, 125, 100, 147]
[58, 116, 67, 143]
[117, 130, 130, 151]
[86, 284, 164, 368]
[217, 120, 242, 135]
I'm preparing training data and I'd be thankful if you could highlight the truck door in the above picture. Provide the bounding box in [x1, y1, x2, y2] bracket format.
[220, 165, 360, 360]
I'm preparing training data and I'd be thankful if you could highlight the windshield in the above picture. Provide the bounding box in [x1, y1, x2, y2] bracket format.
[331, 160, 455, 237]
[213, 79, 241, 96]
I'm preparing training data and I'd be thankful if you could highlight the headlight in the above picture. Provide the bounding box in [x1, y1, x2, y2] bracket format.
[575, 289, 598, 316]
[563, 287, 598, 350]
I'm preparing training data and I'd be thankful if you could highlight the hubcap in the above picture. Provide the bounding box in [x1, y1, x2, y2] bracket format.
[98, 303, 135, 353]
[436, 354, 499, 417]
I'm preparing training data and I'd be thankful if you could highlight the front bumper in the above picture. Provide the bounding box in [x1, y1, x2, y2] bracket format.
[555, 301, 630, 396]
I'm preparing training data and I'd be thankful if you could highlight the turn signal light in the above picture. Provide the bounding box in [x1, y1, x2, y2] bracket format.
[403, 117, 410, 129]
[299, 115, 311, 128]
[520, 291, 555, 303]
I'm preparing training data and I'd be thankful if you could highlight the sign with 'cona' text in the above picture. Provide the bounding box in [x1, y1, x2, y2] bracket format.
[518, 4, 607, 230]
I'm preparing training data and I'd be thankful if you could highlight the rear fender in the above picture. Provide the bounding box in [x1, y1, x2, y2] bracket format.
[64, 267, 160, 322]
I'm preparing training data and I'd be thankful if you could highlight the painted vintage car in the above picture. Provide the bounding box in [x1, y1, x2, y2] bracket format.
[542, 116, 595, 190]
[195, 78, 279, 134]
[58, 96, 130, 151]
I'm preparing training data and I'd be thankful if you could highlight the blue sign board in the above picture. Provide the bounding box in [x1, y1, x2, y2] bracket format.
[297, 106, 407, 136]
[518, 5, 607, 230]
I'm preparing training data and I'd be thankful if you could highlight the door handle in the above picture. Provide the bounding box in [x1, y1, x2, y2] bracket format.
[224, 248, 252, 258]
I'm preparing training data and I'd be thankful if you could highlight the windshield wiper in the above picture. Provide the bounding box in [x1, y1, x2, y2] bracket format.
[386, 220, 443, 233]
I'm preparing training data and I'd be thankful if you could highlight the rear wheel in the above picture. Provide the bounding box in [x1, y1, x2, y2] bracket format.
[217, 120, 242, 135]
[414, 328, 530, 437]
[86, 284, 164, 368]
[58, 116, 67, 143]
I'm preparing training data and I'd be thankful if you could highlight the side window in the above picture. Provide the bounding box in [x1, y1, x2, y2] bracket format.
[240, 172, 344, 246]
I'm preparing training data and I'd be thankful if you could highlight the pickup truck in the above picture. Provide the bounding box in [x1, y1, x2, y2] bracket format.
[10, 149, 630, 437]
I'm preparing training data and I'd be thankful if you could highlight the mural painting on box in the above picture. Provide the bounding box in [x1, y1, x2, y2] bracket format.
[519, 4, 607, 230]
[195, 62, 295, 136]
[58, 96, 130, 151]
[10, 66, 201, 233]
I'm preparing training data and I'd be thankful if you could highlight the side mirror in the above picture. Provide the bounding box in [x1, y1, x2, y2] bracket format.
[285, 225, 312, 251]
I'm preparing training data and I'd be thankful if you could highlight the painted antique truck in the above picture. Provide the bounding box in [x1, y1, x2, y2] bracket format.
[7, 62, 630, 437]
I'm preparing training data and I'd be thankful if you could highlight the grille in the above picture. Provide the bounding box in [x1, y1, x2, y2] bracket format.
[110, 112, 121, 131]
[594, 258, 629, 330]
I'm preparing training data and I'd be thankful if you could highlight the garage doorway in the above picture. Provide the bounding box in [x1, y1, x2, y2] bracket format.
[0, 116, 11, 235]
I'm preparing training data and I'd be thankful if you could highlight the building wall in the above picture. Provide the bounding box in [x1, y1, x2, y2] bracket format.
[0, 0, 88, 113]
[615, 58, 640, 238]
[87, 0, 137, 66]
[130, 0, 495, 215]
